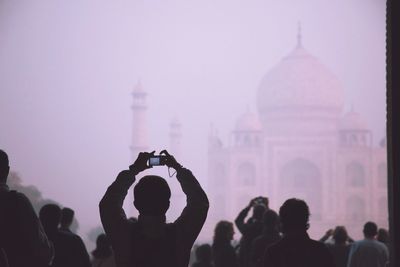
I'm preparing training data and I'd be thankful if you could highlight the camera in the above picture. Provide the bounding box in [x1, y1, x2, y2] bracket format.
[149, 155, 167, 166]
[254, 196, 268, 206]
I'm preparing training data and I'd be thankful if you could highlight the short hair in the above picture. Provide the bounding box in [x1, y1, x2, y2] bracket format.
[0, 150, 9, 181]
[0, 150, 9, 169]
[377, 228, 389, 243]
[263, 209, 279, 229]
[363, 221, 378, 238]
[39, 204, 62, 230]
[133, 175, 171, 216]
[333, 226, 348, 244]
[213, 220, 234, 244]
[60, 207, 74, 226]
[279, 198, 310, 233]
[96, 233, 110, 248]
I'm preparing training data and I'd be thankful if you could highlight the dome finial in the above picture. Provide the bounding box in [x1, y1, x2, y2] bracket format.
[297, 21, 302, 48]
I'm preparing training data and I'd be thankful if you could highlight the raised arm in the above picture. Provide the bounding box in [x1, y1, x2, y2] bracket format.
[235, 200, 253, 235]
[160, 150, 209, 245]
[174, 167, 209, 243]
[99, 152, 153, 267]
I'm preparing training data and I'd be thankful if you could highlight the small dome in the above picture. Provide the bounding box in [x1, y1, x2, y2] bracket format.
[235, 110, 262, 132]
[339, 110, 369, 131]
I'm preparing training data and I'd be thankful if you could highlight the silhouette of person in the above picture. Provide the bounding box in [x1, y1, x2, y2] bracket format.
[39, 204, 91, 267]
[0, 149, 54, 267]
[235, 197, 267, 267]
[99, 150, 209, 267]
[347, 222, 389, 267]
[377, 228, 389, 248]
[60, 207, 74, 233]
[319, 226, 353, 267]
[191, 244, 214, 267]
[212, 221, 238, 267]
[250, 209, 281, 267]
[262, 198, 334, 267]
[91, 234, 116, 267]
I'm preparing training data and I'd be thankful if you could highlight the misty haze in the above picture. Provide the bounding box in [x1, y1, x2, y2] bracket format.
[0, 0, 386, 254]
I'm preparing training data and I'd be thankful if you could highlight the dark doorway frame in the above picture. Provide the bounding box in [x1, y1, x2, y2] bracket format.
[387, 1, 399, 266]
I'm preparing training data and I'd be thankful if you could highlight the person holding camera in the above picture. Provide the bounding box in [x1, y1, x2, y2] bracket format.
[99, 150, 209, 267]
[235, 197, 268, 267]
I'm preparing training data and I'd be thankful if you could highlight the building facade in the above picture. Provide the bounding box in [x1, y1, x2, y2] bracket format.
[207, 35, 388, 238]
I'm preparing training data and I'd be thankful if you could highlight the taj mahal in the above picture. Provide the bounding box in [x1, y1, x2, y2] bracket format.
[130, 31, 388, 240]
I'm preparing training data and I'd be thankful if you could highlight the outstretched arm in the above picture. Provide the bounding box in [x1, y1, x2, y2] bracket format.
[99, 152, 153, 267]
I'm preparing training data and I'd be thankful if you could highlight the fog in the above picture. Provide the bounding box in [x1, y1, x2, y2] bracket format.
[0, 0, 386, 248]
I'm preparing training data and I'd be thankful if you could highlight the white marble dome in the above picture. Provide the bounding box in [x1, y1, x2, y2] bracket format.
[257, 43, 344, 117]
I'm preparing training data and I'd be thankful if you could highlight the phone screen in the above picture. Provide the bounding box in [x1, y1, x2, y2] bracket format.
[149, 157, 160, 166]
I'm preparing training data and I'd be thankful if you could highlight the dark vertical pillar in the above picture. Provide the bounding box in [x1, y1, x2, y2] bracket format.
[387, 0, 399, 266]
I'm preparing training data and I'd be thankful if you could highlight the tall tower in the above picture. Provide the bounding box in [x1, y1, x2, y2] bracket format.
[169, 118, 182, 158]
[130, 80, 149, 160]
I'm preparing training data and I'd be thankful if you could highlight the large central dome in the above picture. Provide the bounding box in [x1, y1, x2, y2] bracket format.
[256, 40, 344, 123]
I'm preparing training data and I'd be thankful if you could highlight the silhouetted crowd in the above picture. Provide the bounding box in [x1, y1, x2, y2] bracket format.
[0, 149, 390, 267]
[192, 197, 389, 267]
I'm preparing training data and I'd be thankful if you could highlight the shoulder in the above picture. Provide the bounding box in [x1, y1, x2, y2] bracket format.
[373, 240, 389, 252]
[309, 239, 331, 252]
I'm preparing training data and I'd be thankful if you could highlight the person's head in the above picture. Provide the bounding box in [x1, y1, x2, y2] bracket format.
[39, 204, 62, 232]
[377, 228, 389, 243]
[262, 209, 279, 233]
[363, 221, 378, 239]
[279, 198, 310, 234]
[92, 233, 112, 258]
[0, 149, 10, 183]
[333, 226, 349, 244]
[213, 220, 234, 243]
[60, 207, 74, 228]
[96, 233, 111, 250]
[253, 204, 267, 220]
[133, 175, 171, 216]
[195, 244, 212, 263]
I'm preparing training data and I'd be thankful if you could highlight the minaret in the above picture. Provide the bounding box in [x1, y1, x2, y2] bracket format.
[130, 80, 149, 160]
[169, 118, 182, 158]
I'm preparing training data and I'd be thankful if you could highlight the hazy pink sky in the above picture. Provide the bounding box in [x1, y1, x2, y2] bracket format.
[0, 0, 386, 244]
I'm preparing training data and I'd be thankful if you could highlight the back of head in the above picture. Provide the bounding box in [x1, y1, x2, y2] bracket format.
[213, 220, 233, 244]
[279, 198, 310, 234]
[0, 149, 10, 183]
[263, 209, 279, 230]
[96, 233, 110, 249]
[60, 207, 74, 227]
[363, 221, 378, 238]
[39, 204, 61, 232]
[377, 228, 389, 243]
[134, 175, 171, 216]
[253, 204, 267, 220]
[333, 226, 348, 244]
[195, 244, 212, 263]
[93, 233, 112, 259]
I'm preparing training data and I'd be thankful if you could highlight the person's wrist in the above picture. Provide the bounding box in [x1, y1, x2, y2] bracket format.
[129, 165, 141, 176]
